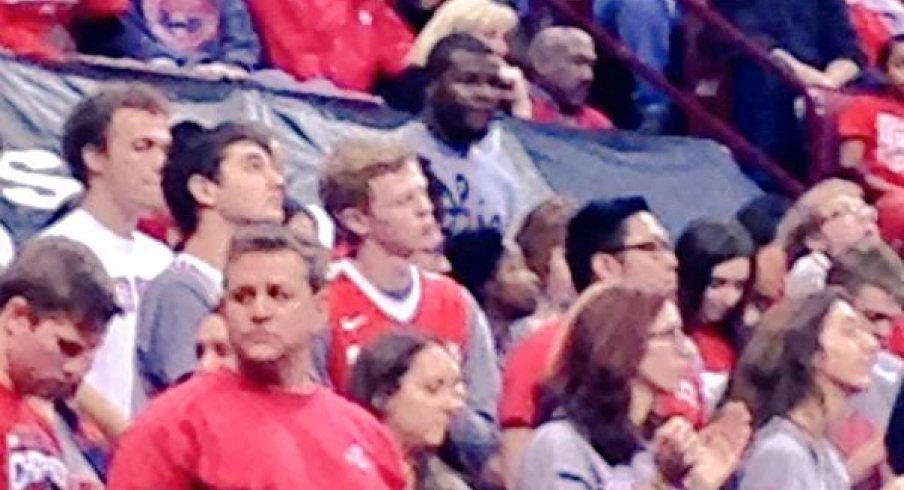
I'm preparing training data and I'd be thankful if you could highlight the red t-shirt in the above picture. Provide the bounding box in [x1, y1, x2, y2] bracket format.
[108, 370, 406, 490]
[246, 0, 413, 92]
[848, 1, 893, 66]
[0, 386, 101, 490]
[500, 320, 707, 429]
[326, 260, 470, 392]
[530, 96, 614, 131]
[838, 94, 904, 187]
[0, 0, 128, 60]
[690, 324, 737, 373]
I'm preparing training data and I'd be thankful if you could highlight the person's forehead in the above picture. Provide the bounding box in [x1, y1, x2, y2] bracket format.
[825, 300, 862, 329]
[410, 344, 461, 377]
[109, 107, 170, 134]
[448, 50, 500, 73]
[711, 256, 751, 279]
[222, 140, 272, 160]
[226, 251, 307, 285]
[857, 284, 903, 314]
[564, 36, 595, 58]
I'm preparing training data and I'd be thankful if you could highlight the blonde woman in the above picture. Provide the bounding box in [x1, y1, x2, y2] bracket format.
[408, 0, 532, 118]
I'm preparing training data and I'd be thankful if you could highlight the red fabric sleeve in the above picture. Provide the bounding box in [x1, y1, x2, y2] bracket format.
[373, 0, 414, 77]
[838, 96, 880, 140]
[348, 406, 407, 490]
[499, 323, 563, 428]
[107, 410, 197, 489]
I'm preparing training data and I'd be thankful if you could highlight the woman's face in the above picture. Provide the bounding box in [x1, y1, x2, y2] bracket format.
[887, 42, 904, 87]
[815, 300, 880, 392]
[637, 301, 694, 393]
[383, 344, 465, 451]
[699, 257, 752, 324]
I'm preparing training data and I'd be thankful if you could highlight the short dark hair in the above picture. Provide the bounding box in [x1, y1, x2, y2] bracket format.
[446, 228, 505, 304]
[565, 197, 650, 292]
[676, 219, 755, 325]
[226, 224, 327, 293]
[880, 34, 904, 73]
[348, 331, 438, 417]
[828, 245, 904, 304]
[732, 287, 853, 427]
[425, 33, 494, 83]
[516, 196, 578, 284]
[62, 85, 169, 185]
[736, 194, 792, 247]
[0, 237, 121, 334]
[163, 121, 275, 236]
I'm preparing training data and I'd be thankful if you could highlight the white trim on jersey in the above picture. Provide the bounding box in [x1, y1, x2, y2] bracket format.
[329, 259, 423, 323]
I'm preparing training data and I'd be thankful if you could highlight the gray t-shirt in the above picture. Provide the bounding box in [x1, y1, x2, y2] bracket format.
[738, 417, 850, 490]
[517, 419, 674, 490]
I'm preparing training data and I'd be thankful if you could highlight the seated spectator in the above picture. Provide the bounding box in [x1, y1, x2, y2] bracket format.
[384, 0, 529, 116]
[445, 227, 544, 358]
[525, 27, 613, 131]
[778, 179, 881, 299]
[108, 225, 407, 489]
[0, 0, 127, 60]
[593, 0, 677, 133]
[499, 197, 689, 486]
[135, 121, 285, 407]
[715, 0, 863, 179]
[318, 138, 500, 482]
[517, 282, 748, 490]
[244, 0, 414, 92]
[349, 332, 470, 490]
[397, 33, 552, 235]
[0, 237, 121, 488]
[847, 0, 904, 67]
[827, 247, 904, 487]
[676, 219, 755, 405]
[732, 288, 904, 490]
[514, 195, 578, 316]
[840, 35, 904, 196]
[194, 313, 237, 373]
[98, 0, 262, 78]
[878, 190, 904, 256]
[736, 194, 792, 328]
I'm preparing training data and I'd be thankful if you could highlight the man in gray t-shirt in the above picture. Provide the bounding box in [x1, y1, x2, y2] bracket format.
[135, 122, 285, 410]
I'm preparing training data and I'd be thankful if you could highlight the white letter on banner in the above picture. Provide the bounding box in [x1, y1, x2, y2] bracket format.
[0, 150, 82, 211]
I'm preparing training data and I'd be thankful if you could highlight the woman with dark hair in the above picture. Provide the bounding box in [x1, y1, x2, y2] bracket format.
[517, 283, 746, 490]
[676, 220, 755, 403]
[348, 331, 469, 490]
[732, 287, 901, 489]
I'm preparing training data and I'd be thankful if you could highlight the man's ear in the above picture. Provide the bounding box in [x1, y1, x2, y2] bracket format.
[0, 296, 34, 336]
[339, 207, 370, 239]
[187, 174, 219, 208]
[82, 145, 106, 177]
[590, 252, 623, 284]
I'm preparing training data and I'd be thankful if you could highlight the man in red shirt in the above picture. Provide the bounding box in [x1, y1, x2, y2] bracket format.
[526, 26, 613, 131]
[108, 225, 407, 489]
[499, 197, 693, 486]
[0, 0, 128, 60]
[0, 237, 121, 489]
[245, 0, 413, 92]
[319, 139, 500, 479]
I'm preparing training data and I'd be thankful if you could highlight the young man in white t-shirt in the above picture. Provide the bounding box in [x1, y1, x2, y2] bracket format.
[42, 85, 174, 417]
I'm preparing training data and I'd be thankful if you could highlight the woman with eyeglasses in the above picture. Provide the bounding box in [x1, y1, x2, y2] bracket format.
[516, 282, 748, 490]
[732, 287, 904, 490]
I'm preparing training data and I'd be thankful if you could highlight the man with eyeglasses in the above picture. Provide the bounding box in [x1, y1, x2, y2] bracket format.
[497, 196, 691, 487]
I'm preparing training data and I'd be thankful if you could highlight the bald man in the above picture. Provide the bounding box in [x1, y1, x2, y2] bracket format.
[526, 27, 613, 131]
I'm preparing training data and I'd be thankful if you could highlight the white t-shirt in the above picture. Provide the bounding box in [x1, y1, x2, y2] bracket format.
[42, 209, 173, 416]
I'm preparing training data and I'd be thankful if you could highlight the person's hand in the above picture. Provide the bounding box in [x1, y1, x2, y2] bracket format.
[499, 64, 532, 119]
[846, 433, 887, 484]
[192, 62, 249, 80]
[651, 417, 698, 484]
[684, 402, 752, 490]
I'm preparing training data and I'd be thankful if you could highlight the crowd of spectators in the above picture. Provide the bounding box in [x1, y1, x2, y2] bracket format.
[2, 0, 904, 489]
